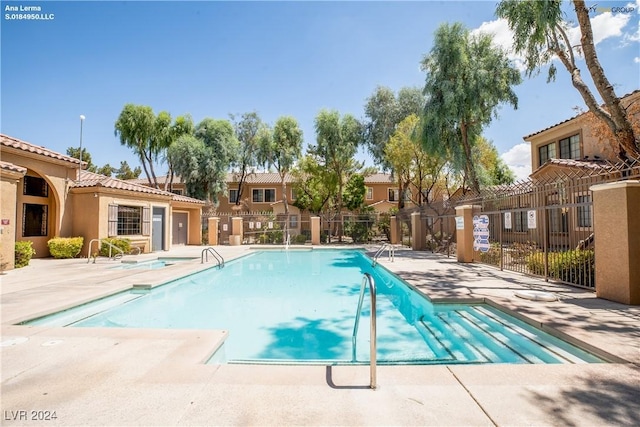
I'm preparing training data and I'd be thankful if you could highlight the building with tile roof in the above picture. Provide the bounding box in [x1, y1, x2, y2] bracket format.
[1, 134, 203, 269]
[525, 90, 640, 178]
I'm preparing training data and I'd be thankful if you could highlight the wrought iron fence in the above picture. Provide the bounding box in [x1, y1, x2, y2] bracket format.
[447, 158, 640, 289]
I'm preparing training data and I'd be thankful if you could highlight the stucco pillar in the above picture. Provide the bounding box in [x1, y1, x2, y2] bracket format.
[207, 217, 219, 246]
[1, 169, 25, 270]
[310, 216, 320, 245]
[591, 181, 640, 305]
[411, 212, 426, 251]
[455, 205, 479, 263]
[389, 216, 400, 245]
[229, 216, 243, 246]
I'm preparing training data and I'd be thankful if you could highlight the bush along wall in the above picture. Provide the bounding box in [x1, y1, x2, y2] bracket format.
[99, 238, 131, 257]
[47, 237, 84, 259]
[15, 241, 36, 268]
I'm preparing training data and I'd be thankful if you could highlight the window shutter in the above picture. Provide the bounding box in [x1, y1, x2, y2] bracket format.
[142, 207, 151, 236]
[108, 204, 118, 236]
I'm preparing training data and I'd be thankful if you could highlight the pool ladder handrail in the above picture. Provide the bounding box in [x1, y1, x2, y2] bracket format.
[352, 273, 377, 389]
[372, 243, 394, 266]
[87, 238, 125, 263]
[201, 247, 225, 268]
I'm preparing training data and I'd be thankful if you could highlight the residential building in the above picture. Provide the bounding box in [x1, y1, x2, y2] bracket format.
[525, 90, 640, 178]
[0, 134, 203, 269]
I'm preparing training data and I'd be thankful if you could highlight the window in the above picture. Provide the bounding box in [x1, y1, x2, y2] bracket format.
[514, 211, 528, 232]
[252, 188, 276, 203]
[403, 189, 412, 202]
[388, 188, 399, 202]
[108, 205, 150, 236]
[229, 189, 238, 203]
[290, 188, 297, 201]
[549, 208, 569, 233]
[22, 204, 48, 237]
[170, 189, 183, 195]
[577, 195, 592, 227]
[538, 143, 556, 166]
[116, 206, 142, 235]
[560, 134, 580, 160]
[366, 187, 373, 200]
[289, 214, 298, 228]
[23, 176, 49, 197]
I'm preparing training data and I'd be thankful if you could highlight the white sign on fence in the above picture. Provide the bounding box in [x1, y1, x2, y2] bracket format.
[455, 216, 464, 230]
[504, 212, 512, 230]
[222, 224, 228, 231]
[472, 214, 490, 252]
[527, 210, 537, 229]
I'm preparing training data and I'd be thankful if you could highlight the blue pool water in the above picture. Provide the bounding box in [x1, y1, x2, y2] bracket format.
[26, 250, 602, 364]
[109, 257, 195, 270]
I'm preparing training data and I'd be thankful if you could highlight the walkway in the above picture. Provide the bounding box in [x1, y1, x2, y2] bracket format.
[1, 245, 638, 426]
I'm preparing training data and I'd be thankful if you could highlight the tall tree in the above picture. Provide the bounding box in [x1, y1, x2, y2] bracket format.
[168, 118, 238, 203]
[421, 22, 521, 193]
[258, 116, 303, 243]
[291, 155, 335, 214]
[115, 161, 142, 180]
[230, 112, 265, 208]
[114, 104, 159, 188]
[163, 114, 194, 192]
[66, 147, 97, 173]
[364, 86, 425, 169]
[313, 110, 363, 240]
[496, 0, 639, 159]
[474, 137, 516, 186]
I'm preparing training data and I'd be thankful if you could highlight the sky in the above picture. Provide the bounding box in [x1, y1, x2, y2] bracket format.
[2, 1, 639, 181]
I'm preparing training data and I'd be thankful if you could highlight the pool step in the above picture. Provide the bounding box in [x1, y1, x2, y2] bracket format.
[24, 292, 145, 327]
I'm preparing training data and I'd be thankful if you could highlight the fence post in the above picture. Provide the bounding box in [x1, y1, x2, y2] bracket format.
[390, 216, 400, 245]
[311, 216, 320, 245]
[455, 205, 479, 263]
[591, 181, 640, 305]
[411, 212, 426, 250]
[230, 216, 243, 246]
[207, 217, 219, 246]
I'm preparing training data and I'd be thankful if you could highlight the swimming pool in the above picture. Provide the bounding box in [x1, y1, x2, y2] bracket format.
[25, 249, 602, 365]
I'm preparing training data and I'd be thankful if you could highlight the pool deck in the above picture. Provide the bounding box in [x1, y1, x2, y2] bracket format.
[1, 245, 639, 426]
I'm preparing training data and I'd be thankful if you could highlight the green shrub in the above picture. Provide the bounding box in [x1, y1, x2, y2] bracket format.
[292, 234, 307, 244]
[47, 237, 84, 259]
[479, 243, 501, 266]
[15, 241, 36, 268]
[526, 249, 595, 287]
[99, 238, 131, 257]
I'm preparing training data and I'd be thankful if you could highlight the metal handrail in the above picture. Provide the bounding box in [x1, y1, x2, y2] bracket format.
[352, 273, 377, 389]
[87, 239, 125, 263]
[372, 243, 394, 266]
[201, 247, 225, 267]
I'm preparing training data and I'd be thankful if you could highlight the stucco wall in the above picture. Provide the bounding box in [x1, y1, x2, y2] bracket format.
[1, 150, 77, 258]
[1, 174, 21, 269]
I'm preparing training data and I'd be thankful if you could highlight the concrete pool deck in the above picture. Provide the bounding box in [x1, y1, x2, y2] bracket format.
[1, 245, 639, 426]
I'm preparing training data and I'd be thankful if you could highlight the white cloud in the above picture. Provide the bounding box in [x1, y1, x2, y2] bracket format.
[501, 143, 532, 181]
[472, 7, 633, 66]
[635, 57, 640, 63]
[622, 0, 640, 44]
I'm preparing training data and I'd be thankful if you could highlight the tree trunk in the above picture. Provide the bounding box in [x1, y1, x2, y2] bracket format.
[281, 172, 289, 245]
[460, 122, 480, 194]
[570, 2, 639, 158]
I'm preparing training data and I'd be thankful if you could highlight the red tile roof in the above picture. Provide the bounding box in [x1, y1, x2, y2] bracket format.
[75, 171, 204, 204]
[0, 160, 27, 174]
[364, 173, 394, 183]
[0, 134, 83, 165]
[127, 171, 395, 189]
